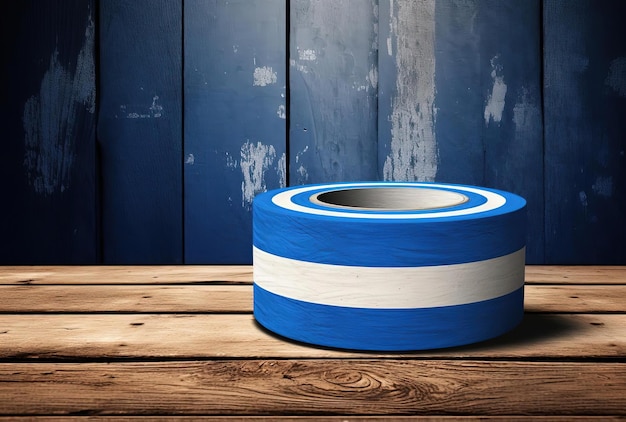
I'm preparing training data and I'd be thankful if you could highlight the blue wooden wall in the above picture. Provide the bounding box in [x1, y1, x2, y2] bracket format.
[98, 0, 183, 264]
[543, 0, 626, 264]
[184, 0, 286, 264]
[1, 0, 625, 265]
[0, 0, 97, 264]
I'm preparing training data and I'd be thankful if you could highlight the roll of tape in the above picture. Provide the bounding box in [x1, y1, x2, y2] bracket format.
[253, 182, 526, 351]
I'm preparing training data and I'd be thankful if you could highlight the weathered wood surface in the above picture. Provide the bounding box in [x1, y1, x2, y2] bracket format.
[0, 361, 624, 416]
[0, 265, 253, 284]
[543, 0, 626, 264]
[0, 0, 97, 264]
[183, 0, 286, 264]
[0, 313, 624, 360]
[0, 284, 625, 314]
[98, 0, 183, 264]
[0, 265, 624, 418]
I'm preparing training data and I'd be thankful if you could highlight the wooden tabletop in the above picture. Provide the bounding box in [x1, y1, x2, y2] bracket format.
[0, 266, 624, 420]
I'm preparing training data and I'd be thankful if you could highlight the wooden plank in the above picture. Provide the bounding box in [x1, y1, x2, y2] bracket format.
[0, 285, 251, 313]
[525, 266, 626, 285]
[289, 0, 378, 184]
[0, 0, 97, 264]
[475, 0, 543, 265]
[377, 0, 439, 184]
[543, 0, 626, 264]
[0, 360, 624, 416]
[378, 1, 543, 263]
[0, 266, 252, 285]
[1, 284, 625, 314]
[524, 285, 626, 313]
[0, 314, 624, 359]
[184, 0, 286, 264]
[98, 0, 183, 264]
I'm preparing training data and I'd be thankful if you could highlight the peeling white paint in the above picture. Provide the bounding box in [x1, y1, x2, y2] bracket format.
[484, 55, 507, 125]
[295, 145, 309, 164]
[277, 104, 286, 119]
[276, 153, 287, 188]
[383, 0, 438, 182]
[298, 48, 317, 61]
[605, 57, 626, 97]
[372, 0, 379, 51]
[239, 140, 277, 208]
[369, 65, 378, 89]
[119, 95, 164, 119]
[290, 58, 309, 74]
[225, 151, 238, 169]
[253, 66, 277, 86]
[387, 0, 394, 56]
[297, 164, 309, 182]
[592, 176, 613, 198]
[22, 12, 95, 195]
[185, 154, 195, 165]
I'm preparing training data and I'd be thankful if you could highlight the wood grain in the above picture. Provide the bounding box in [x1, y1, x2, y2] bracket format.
[525, 266, 626, 284]
[1, 266, 624, 285]
[0, 313, 624, 359]
[543, 0, 626, 264]
[0, 360, 624, 416]
[1, 284, 625, 313]
[0, 0, 97, 264]
[289, 0, 378, 184]
[0, 266, 253, 284]
[98, 0, 183, 264]
[183, 0, 286, 264]
[0, 285, 252, 313]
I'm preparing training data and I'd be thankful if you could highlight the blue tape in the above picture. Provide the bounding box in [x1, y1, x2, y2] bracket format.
[252, 182, 526, 351]
[254, 284, 524, 351]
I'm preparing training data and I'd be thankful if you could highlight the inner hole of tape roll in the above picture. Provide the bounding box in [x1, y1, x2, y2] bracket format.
[311, 187, 469, 211]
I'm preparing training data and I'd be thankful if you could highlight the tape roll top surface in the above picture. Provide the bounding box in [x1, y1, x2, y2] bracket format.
[253, 182, 526, 351]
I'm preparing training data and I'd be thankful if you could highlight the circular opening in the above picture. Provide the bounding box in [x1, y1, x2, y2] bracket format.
[311, 187, 469, 211]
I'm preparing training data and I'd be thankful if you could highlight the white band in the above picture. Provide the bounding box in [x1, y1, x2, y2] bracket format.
[271, 182, 506, 219]
[254, 246, 525, 309]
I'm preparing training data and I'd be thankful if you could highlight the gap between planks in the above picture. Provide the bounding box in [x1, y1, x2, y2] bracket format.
[0, 418, 623, 422]
[0, 266, 625, 285]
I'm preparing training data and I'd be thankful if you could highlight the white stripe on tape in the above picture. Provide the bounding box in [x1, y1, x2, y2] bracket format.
[253, 246, 525, 309]
[271, 182, 506, 219]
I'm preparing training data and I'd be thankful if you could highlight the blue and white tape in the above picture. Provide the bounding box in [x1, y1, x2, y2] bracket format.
[253, 182, 526, 351]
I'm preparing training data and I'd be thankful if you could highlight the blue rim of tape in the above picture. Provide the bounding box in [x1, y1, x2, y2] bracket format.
[253, 181, 526, 267]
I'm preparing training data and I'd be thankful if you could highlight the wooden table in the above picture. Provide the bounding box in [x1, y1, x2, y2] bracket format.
[0, 266, 624, 420]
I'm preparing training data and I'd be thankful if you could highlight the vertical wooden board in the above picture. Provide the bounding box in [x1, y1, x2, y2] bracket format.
[544, 0, 626, 264]
[430, 0, 485, 187]
[0, 0, 97, 264]
[184, 0, 286, 264]
[475, 0, 543, 263]
[289, 0, 378, 184]
[378, 0, 439, 183]
[379, 0, 543, 263]
[98, 0, 183, 264]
